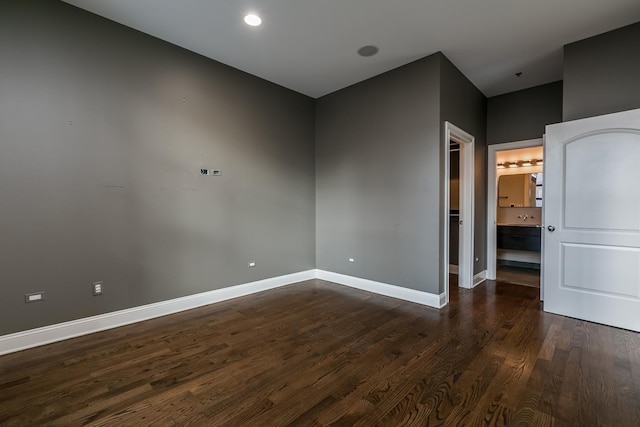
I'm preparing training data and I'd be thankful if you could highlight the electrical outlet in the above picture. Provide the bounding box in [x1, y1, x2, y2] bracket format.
[93, 281, 103, 296]
[248, 261, 256, 267]
[25, 292, 45, 303]
[348, 258, 355, 263]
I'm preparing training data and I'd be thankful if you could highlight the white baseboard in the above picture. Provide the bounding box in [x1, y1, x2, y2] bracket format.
[1, 269, 450, 355]
[449, 264, 459, 274]
[473, 270, 488, 288]
[0, 270, 316, 356]
[315, 270, 445, 309]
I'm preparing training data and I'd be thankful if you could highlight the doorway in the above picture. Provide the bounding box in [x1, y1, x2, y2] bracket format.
[443, 122, 475, 306]
[487, 139, 543, 290]
[449, 141, 460, 275]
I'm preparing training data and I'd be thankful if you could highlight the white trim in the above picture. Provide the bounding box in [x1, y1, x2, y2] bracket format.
[316, 270, 445, 309]
[1, 268, 452, 356]
[444, 122, 475, 298]
[443, 127, 451, 302]
[487, 139, 543, 280]
[0, 270, 316, 356]
[541, 134, 546, 302]
[449, 264, 459, 274]
[473, 270, 488, 288]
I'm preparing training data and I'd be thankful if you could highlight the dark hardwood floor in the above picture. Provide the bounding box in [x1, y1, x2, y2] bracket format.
[1, 278, 639, 426]
[496, 264, 540, 288]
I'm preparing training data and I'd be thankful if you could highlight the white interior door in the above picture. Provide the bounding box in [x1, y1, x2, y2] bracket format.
[543, 108, 640, 331]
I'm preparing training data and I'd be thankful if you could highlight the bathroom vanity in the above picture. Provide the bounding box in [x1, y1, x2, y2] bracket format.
[496, 225, 541, 252]
[496, 172, 543, 265]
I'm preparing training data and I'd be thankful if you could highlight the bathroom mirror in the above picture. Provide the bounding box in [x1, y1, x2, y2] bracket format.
[498, 173, 543, 208]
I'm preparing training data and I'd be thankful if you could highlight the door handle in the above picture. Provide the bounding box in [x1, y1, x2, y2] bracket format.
[547, 225, 556, 232]
[459, 220, 463, 226]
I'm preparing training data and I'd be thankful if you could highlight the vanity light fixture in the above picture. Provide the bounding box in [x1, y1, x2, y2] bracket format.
[497, 159, 543, 169]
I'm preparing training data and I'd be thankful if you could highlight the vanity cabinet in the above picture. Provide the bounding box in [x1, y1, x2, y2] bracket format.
[496, 226, 541, 252]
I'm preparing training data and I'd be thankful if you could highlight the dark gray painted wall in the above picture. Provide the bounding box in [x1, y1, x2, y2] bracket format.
[564, 22, 640, 121]
[487, 82, 563, 144]
[0, 0, 316, 335]
[439, 56, 488, 277]
[315, 55, 442, 294]
[316, 53, 487, 295]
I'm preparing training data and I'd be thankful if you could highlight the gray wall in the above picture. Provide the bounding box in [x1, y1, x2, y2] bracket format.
[487, 81, 563, 145]
[316, 53, 487, 295]
[564, 22, 640, 121]
[315, 55, 442, 294]
[440, 56, 488, 277]
[0, 0, 316, 335]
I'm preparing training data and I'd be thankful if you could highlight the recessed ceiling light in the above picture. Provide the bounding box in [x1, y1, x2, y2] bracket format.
[244, 14, 262, 27]
[357, 45, 379, 57]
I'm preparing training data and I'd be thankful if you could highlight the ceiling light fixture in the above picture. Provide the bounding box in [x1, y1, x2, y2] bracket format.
[357, 45, 379, 57]
[244, 14, 262, 27]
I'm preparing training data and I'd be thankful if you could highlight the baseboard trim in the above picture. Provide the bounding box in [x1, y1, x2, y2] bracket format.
[0, 270, 316, 356]
[449, 264, 459, 275]
[315, 270, 445, 309]
[0, 269, 449, 355]
[473, 270, 488, 288]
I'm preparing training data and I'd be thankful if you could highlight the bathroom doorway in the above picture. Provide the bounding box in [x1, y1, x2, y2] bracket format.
[487, 139, 543, 289]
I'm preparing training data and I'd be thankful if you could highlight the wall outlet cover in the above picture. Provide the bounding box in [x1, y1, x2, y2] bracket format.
[25, 292, 45, 303]
[93, 281, 103, 296]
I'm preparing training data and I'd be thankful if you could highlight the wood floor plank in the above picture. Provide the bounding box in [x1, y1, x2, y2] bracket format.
[1, 279, 639, 426]
[341, 286, 535, 426]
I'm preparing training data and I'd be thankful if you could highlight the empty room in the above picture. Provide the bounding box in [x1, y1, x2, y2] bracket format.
[1, 1, 640, 425]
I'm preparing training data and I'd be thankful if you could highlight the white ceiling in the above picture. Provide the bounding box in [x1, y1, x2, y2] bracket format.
[62, 0, 640, 99]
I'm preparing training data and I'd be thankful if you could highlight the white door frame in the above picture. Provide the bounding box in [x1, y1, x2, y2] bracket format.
[443, 122, 475, 305]
[486, 138, 543, 280]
